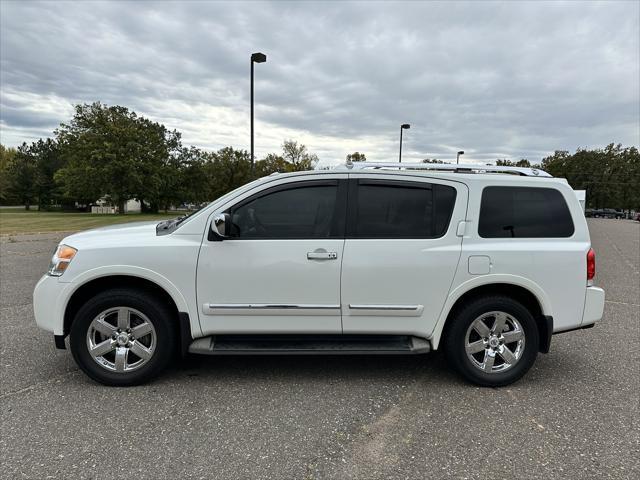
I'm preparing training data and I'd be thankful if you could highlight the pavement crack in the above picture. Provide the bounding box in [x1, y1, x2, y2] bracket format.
[0, 370, 79, 400]
[3, 250, 51, 256]
[605, 300, 640, 307]
[0, 302, 33, 310]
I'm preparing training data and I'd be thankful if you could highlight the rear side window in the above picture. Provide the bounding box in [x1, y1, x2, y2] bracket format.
[479, 186, 574, 238]
[350, 180, 457, 238]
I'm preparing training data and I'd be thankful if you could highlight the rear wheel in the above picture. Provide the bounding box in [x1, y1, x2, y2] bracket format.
[70, 289, 177, 386]
[444, 296, 539, 387]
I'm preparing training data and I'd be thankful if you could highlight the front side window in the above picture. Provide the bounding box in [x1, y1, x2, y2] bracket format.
[478, 186, 575, 238]
[229, 182, 340, 239]
[350, 180, 457, 238]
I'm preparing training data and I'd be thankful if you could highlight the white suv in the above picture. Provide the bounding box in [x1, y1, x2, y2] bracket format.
[33, 162, 605, 387]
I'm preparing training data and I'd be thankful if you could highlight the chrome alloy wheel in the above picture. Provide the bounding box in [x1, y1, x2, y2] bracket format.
[86, 307, 157, 373]
[464, 311, 525, 374]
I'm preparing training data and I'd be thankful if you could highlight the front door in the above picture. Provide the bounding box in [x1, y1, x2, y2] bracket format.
[196, 177, 347, 335]
[341, 175, 468, 336]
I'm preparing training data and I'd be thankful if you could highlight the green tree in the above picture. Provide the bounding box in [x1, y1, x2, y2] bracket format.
[3, 139, 65, 209]
[540, 144, 640, 210]
[55, 102, 182, 213]
[134, 122, 182, 213]
[205, 147, 252, 200]
[30, 138, 64, 210]
[346, 151, 366, 162]
[255, 153, 291, 177]
[175, 146, 210, 206]
[6, 143, 37, 209]
[282, 140, 318, 171]
[496, 159, 531, 167]
[617, 146, 640, 212]
[0, 145, 18, 204]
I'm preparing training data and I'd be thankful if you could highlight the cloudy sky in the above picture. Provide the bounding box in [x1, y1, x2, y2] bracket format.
[1, 0, 638, 166]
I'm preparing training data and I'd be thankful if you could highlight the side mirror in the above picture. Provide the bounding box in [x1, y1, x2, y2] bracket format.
[210, 213, 231, 241]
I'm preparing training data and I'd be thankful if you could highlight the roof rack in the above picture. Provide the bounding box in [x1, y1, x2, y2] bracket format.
[337, 160, 552, 177]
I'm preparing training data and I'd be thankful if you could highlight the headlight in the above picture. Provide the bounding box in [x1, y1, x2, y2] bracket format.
[48, 244, 77, 276]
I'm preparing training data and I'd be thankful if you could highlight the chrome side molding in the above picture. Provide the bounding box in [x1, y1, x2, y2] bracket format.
[348, 304, 421, 311]
[207, 304, 341, 310]
[202, 303, 341, 316]
[202, 303, 424, 316]
[347, 304, 424, 317]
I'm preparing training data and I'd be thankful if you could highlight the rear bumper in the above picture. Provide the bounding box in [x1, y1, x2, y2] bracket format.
[582, 286, 605, 327]
[545, 286, 605, 352]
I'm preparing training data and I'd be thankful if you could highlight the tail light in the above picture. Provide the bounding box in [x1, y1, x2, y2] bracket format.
[587, 248, 596, 283]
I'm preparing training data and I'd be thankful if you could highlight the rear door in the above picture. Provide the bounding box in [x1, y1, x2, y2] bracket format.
[340, 175, 468, 336]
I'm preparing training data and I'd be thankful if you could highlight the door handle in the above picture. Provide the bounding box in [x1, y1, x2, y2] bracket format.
[307, 251, 338, 260]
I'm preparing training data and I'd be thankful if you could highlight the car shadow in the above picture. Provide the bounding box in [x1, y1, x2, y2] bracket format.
[162, 350, 459, 385]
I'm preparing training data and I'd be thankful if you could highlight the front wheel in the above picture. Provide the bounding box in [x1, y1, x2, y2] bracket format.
[444, 296, 539, 387]
[69, 289, 177, 386]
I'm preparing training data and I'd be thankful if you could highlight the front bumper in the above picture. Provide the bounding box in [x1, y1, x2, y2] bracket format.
[582, 286, 605, 326]
[33, 274, 69, 335]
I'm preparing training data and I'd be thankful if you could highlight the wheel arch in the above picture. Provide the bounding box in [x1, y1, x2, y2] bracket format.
[62, 273, 196, 352]
[431, 278, 553, 352]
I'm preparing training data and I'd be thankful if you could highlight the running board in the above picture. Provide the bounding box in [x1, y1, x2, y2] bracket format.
[188, 335, 431, 355]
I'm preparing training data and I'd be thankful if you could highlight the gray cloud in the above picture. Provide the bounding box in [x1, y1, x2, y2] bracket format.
[1, 0, 638, 164]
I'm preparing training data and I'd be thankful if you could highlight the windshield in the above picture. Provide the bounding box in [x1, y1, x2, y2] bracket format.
[175, 203, 207, 224]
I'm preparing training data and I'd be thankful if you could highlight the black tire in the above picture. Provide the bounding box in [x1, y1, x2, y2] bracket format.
[444, 296, 539, 387]
[70, 288, 177, 386]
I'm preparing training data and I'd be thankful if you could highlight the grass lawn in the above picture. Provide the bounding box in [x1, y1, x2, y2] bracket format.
[0, 210, 180, 235]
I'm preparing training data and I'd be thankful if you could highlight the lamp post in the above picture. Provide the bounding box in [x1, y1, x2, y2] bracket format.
[250, 52, 267, 175]
[399, 123, 410, 162]
[456, 150, 464, 164]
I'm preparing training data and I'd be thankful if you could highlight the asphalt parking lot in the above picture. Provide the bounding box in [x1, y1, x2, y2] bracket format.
[1, 219, 638, 479]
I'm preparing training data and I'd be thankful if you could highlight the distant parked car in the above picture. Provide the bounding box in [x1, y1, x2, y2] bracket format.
[603, 209, 624, 219]
[589, 208, 624, 219]
[635, 212, 640, 222]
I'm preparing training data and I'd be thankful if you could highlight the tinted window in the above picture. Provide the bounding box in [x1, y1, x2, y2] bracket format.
[479, 186, 574, 238]
[351, 181, 457, 238]
[230, 184, 339, 239]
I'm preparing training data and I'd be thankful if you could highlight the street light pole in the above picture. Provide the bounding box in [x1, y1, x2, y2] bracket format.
[456, 150, 464, 164]
[399, 123, 410, 163]
[250, 52, 267, 175]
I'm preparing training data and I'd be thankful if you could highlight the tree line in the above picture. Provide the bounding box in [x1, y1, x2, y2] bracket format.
[425, 146, 640, 210]
[1, 102, 638, 212]
[0, 103, 320, 213]
[492, 145, 640, 210]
